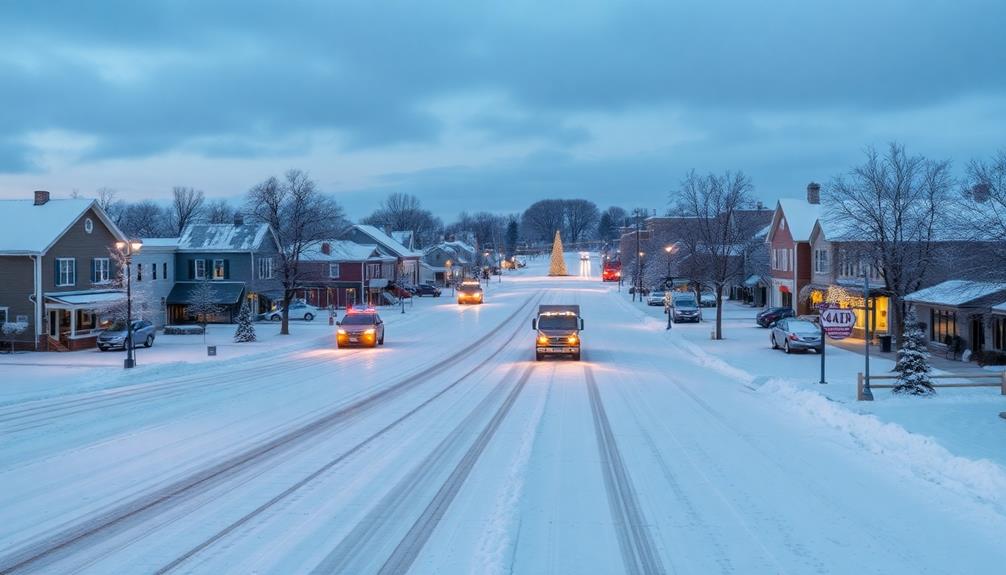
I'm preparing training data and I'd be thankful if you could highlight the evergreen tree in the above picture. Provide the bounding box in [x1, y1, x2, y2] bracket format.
[893, 309, 935, 395]
[233, 299, 257, 343]
[548, 230, 568, 276]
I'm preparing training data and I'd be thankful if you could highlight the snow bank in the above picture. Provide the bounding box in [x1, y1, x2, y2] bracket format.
[761, 377, 1006, 513]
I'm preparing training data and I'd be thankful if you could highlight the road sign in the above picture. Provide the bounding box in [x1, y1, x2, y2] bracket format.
[819, 306, 855, 339]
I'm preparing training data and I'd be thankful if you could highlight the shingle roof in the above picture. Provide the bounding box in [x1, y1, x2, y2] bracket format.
[177, 223, 272, 251]
[0, 199, 125, 254]
[301, 240, 392, 261]
[904, 280, 1006, 307]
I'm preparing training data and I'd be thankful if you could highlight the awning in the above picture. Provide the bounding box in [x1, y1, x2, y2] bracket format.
[256, 290, 285, 301]
[779, 285, 790, 294]
[166, 282, 245, 305]
[45, 290, 124, 307]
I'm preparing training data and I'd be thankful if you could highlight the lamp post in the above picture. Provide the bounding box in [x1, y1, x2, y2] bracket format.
[115, 239, 143, 369]
[637, 250, 645, 303]
[861, 265, 874, 400]
[400, 263, 406, 314]
[445, 260, 454, 296]
[664, 244, 676, 282]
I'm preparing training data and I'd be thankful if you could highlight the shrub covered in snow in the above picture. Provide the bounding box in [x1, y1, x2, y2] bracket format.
[894, 309, 935, 395]
[234, 300, 257, 343]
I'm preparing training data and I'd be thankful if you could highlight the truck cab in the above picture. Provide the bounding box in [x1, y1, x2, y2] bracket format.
[532, 305, 584, 361]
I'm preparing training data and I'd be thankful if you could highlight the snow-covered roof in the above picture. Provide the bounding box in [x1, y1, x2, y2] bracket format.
[0, 199, 126, 254]
[353, 225, 422, 257]
[301, 240, 391, 261]
[45, 289, 125, 306]
[444, 240, 476, 254]
[993, 301, 1006, 314]
[775, 199, 821, 242]
[177, 223, 272, 252]
[904, 280, 1006, 307]
[390, 230, 414, 249]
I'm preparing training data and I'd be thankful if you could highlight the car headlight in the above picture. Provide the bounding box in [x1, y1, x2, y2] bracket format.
[337, 329, 347, 335]
[364, 328, 376, 335]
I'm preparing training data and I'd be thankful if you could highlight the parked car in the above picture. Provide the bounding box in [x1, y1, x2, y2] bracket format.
[700, 291, 718, 307]
[97, 319, 156, 351]
[756, 306, 795, 327]
[269, 302, 320, 321]
[646, 290, 666, 306]
[770, 318, 823, 353]
[414, 283, 442, 297]
[671, 292, 701, 323]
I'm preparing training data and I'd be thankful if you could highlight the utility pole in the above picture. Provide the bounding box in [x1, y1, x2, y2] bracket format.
[633, 209, 643, 302]
[862, 265, 874, 400]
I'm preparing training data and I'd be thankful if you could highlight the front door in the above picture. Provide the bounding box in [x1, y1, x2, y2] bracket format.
[970, 316, 985, 353]
[49, 310, 58, 338]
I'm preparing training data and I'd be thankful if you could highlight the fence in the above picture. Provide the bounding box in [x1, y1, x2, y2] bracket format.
[857, 371, 1006, 401]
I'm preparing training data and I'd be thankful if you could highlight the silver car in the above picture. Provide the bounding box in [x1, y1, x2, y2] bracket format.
[646, 290, 666, 306]
[97, 319, 156, 351]
[770, 318, 823, 353]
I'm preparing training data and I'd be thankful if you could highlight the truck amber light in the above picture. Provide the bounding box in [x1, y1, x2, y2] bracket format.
[537, 335, 549, 345]
[568, 335, 578, 344]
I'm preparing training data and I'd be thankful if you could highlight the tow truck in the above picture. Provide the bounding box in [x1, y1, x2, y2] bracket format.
[457, 280, 484, 305]
[532, 304, 584, 361]
[335, 307, 385, 348]
[602, 260, 621, 282]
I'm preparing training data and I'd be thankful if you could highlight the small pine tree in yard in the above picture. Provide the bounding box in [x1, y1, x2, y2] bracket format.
[233, 300, 257, 343]
[893, 309, 935, 395]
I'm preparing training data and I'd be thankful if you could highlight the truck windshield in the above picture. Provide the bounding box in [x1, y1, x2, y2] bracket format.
[538, 315, 578, 330]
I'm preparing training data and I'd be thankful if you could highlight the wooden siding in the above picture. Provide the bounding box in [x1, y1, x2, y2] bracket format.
[0, 255, 37, 342]
[42, 207, 120, 293]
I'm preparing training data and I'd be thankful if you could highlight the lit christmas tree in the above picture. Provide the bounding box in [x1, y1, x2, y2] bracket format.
[548, 230, 568, 276]
[233, 299, 257, 343]
[893, 308, 934, 395]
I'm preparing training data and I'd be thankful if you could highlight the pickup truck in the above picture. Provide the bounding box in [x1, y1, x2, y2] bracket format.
[532, 304, 584, 361]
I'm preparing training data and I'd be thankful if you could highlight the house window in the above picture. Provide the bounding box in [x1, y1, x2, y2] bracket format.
[56, 258, 75, 286]
[137, 263, 143, 281]
[367, 263, 381, 279]
[163, 262, 168, 281]
[194, 259, 206, 280]
[258, 257, 274, 279]
[329, 263, 341, 278]
[153, 262, 158, 280]
[930, 308, 957, 344]
[93, 257, 110, 284]
[0, 307, 7, 324]
[814, 249, 829, 274]
[213, 259, 225, 280]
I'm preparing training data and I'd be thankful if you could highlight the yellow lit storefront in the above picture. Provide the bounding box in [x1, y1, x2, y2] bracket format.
[806, 286, 890, 338]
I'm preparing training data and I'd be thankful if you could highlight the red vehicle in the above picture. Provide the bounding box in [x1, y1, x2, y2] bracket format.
[602, 260, 621, 282]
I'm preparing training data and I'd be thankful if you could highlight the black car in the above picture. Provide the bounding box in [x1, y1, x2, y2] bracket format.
[756, 306, 795, 328]
[414, 283, 442, 297]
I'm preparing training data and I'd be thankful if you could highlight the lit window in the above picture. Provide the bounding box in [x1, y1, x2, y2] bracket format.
[213, 259, 225, 280]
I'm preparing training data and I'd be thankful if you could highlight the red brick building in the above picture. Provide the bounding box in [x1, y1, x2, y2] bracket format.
[765, 184, 822, 314]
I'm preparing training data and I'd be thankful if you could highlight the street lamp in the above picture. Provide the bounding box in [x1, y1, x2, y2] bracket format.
[445, 259, 454, 296]
[637, 251, 645, 302]
[664, 244, 675, 279]
[115, 239, 143, 369]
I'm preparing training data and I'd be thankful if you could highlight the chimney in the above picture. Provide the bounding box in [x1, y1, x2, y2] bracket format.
[806, 182, 821, 205]
[755, 200, 764, 210]
[233, 212, 244, 226]
[321, 242, 331, 255]
[33, 190, 50, 205]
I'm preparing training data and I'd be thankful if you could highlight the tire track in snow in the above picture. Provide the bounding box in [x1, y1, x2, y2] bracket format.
[585, 366, 666, 575]
[0, 291, 544, 575]
[309, 363, 534, 575]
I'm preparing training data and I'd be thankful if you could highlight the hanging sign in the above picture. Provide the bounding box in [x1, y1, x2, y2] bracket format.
[819, 305, 855, 339]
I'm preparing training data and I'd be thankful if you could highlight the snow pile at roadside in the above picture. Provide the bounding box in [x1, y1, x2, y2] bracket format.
[761, 377, 1006, 512]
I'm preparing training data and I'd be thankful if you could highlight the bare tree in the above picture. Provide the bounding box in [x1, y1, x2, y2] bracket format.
[170, 186, 205, 235]
[959, 149, 1006, 279]
[563, 199, 600, 244]
[520, 199, 566, 243]
[362, 192, 443, 248]
[246, 169, 348, 335]
[205, 198, 237, 224]
[119, 201, 171, 238]
[825, 143, 954, 343]
[185, 280, 223, 343]
[673, 170, 759, 339]
[597, 206, 628, 242]
[96, 187, 126, 225]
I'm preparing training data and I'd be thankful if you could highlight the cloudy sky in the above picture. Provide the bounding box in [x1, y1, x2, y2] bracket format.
[1, 0, 1004, 219]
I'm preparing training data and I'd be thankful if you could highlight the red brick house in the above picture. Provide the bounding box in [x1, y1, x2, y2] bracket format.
[296, 241, 396, 308]
[765, 184, 822, 314]
[342, 225, 422, 287]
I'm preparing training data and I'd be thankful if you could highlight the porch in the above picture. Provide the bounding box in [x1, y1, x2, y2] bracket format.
[44, 290, 125, 351]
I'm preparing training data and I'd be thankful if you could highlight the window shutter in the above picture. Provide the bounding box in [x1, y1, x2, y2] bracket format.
[188, 260, 195, 279]
[90, 258, 96, 283]
[224, 259, 230, 279]
[54, 260, 59, 285]
[70, 258, 76, 285]
[205, 259, 212, 278]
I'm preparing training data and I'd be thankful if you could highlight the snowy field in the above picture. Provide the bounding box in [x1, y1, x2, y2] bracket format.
[0, 252, 1004, 574]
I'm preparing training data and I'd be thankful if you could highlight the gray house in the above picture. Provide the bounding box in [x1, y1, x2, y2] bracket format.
[904, 280, 1006, 360]
[0, 191, 127, 351]
[166, 217, 283, 324]
[133, 238, 178, 328]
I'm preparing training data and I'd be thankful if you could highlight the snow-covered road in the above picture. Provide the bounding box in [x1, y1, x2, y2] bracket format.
[1, 253, 1004, 574]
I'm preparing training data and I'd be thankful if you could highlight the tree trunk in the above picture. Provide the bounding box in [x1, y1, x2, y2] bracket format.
[281, 291, 292, 335]
[715, 284, 724, 340]
[892, 297, 905, 349]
